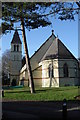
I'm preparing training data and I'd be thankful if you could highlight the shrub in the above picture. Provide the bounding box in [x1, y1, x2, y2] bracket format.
[11, 79, 16, 86]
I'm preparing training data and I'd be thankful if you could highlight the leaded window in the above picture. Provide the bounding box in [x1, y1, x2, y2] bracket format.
[63, 63, 68, 77]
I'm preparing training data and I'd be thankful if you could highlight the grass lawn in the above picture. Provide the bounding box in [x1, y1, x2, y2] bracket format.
[2, 86, 79, 101]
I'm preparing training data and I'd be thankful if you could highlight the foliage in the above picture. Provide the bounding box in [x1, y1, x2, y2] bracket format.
[2, 2, 79, 34]
[3, 86, 79, 101]
[2, 2, 51, 33]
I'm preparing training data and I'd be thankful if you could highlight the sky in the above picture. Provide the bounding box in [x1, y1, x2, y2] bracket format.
[0, 13, 78, 59]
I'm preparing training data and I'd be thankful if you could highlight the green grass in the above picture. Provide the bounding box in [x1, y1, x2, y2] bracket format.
[3, 86, 79, 101]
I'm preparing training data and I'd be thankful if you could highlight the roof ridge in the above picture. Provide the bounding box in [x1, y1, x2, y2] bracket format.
[30, 34, 56, 60]
[41, 37, 57, 61]
[21, 33, 56, 70]
[41, 37, 59, 61]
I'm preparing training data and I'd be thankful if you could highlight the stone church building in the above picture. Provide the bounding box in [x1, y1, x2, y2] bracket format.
[10, 30, 80, 87]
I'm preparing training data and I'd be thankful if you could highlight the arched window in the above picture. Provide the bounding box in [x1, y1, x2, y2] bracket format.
[17, 45, 19, 51]
[63, 63, 68, 77]
[48, 64, 53, 78]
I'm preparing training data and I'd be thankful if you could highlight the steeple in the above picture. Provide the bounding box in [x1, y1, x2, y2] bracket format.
[10, 29, 22, 85]
[11, 30, 22, 44]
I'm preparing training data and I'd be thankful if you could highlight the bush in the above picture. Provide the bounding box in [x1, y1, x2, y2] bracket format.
[11, 79, 16, 86]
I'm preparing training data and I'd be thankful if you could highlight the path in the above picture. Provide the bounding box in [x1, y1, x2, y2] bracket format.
[2, 100, 80, 120]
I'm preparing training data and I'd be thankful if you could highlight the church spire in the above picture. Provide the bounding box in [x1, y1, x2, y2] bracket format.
[11, 30, 22, 44]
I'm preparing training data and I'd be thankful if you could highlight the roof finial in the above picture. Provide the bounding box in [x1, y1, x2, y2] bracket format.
[15, 26, 18, 31]
[52, 30, 54, 35]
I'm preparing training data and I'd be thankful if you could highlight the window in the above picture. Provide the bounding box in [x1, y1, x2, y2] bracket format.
[17, 45, 19, 51]
[63, 63, 68, 77]
[14, 45, 19, 52]
[14, 45, 16, 51]
[48, 64, 54, 78]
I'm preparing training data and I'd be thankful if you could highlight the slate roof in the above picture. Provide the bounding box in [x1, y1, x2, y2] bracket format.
[11, 30, 22, 44]
[20, 31, 77, 73]
[30, 33, 56, 63]
[31, 33, 77, 63]
[41, 37, 77, 61]
[41, 37, 58, 61]
[58, 39, 75, 59]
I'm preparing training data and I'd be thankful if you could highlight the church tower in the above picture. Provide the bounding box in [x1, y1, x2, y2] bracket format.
[10, 30, 22, 85]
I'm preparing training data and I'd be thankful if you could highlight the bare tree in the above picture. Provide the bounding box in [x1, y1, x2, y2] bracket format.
[2, 49, 11, 85]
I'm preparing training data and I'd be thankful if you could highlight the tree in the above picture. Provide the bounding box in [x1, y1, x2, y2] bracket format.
[2, 2, 52, 93]
[2, 2, 80, 93]
[2, 49, 11, 85]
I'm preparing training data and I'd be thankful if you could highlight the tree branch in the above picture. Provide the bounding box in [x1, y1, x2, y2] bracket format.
[41, 7, 79, 17]
[76, 2, 80, 8]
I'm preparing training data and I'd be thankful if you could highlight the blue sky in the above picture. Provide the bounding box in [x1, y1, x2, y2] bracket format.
[1, 14, 78, 59]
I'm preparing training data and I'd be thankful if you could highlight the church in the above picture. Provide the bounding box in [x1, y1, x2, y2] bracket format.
[10, 30, 80, 87]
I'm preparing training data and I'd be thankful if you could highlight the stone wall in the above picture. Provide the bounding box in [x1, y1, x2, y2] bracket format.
[20, 58, 79, 87]
[39, 59, 59, 87]
[20, 66, 42, 87]
[58, 59, 79, 86]
[10, 43, 22, 85]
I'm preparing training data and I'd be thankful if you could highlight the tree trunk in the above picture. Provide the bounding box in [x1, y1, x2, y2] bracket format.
[21, 18, 35, 93]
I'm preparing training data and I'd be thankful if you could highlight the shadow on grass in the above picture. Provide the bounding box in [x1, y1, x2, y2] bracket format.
[36, 87, 78, 93]
[52, 87, 78, 92]
[4, 86, 79, 95]
[5, 90, 31, 94]
[5, 89, 46, 94]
